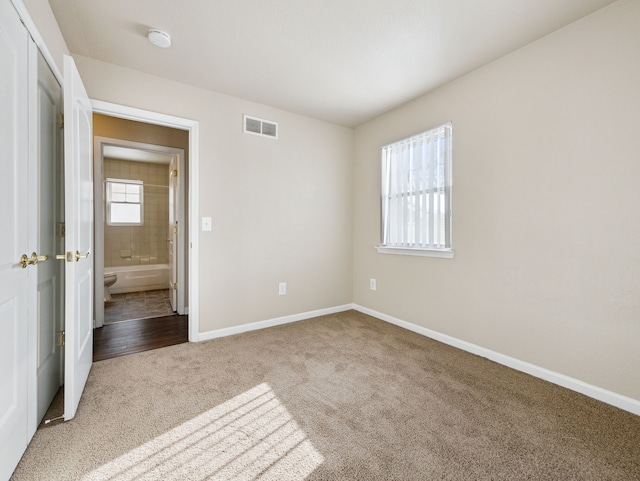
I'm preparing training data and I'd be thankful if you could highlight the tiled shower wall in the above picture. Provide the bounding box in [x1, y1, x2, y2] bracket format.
[104, 159, 169, 268]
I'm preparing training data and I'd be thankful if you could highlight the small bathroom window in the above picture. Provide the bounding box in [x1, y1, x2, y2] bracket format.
[106, 178, 144, 226]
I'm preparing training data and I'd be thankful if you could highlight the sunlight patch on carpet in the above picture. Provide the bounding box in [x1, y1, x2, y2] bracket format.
[81, 383, 324, 481]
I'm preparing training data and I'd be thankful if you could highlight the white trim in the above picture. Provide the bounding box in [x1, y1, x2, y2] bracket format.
[92, 100, 196, 130]
[376, 246, 455, 258]
[353, 304, 640, 416]
[188, 122, 199, 342]
[91, 100, 200, 342]
[198, 304, 353, 342]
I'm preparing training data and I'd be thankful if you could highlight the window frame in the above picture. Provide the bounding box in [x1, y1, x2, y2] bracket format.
[377, 122, 454, 259]
[105, 178, 144, 226]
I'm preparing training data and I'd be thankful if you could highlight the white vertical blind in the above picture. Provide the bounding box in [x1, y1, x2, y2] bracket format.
[381, 122, 452, 249]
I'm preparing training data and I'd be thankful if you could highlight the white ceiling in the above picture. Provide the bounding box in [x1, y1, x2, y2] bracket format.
[48, 0, 617, 127]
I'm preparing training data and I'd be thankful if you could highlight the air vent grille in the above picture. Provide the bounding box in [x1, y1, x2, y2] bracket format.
[244, 115, 278, 139]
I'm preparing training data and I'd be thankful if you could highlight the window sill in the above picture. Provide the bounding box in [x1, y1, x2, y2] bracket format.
[375, 246, 455, 259]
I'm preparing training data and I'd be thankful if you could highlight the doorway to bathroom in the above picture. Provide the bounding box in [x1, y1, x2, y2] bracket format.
[93, 114, 189, 333]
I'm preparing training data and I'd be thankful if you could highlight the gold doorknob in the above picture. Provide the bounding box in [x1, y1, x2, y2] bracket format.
[31, 252, 49, 264]
[20, 252, 48, 268]
[75, 250, 90, 261]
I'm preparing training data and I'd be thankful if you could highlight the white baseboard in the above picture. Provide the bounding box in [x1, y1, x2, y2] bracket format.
[353, 304, 640, 417]
[198, 304, 354, 342]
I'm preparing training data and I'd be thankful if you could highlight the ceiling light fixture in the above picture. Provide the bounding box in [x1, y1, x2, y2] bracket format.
[147, 29, 171, 48]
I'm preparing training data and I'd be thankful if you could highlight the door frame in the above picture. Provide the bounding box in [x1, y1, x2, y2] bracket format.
[94, 137, 186, 326]
[92, 100, 199, 342]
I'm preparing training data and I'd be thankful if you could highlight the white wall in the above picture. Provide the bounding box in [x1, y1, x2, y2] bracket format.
[353, 0, 640, 401]
[74, 56, 354, 333]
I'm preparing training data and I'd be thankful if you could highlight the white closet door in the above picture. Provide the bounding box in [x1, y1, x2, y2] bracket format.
[36, 50, 64, 424]
[0, 1, 30, 478]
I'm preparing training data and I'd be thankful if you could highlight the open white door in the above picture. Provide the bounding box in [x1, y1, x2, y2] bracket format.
[168, 161, 177, 311]
[0, 2, 30, 478]
[63, 55, 93, 421]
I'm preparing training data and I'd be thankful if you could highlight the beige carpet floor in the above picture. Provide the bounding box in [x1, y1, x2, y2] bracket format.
[11, 310, 640, 480]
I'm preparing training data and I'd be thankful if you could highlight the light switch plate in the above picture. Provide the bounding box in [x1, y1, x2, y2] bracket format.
[202, 217, 212, 231]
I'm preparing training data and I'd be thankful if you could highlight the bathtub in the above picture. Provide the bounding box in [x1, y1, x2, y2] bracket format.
[106, 264, 170, 294]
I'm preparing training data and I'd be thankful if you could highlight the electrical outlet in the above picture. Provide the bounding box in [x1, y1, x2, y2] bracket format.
[370, 278, 376, 291]
[279, 282, 287, 295]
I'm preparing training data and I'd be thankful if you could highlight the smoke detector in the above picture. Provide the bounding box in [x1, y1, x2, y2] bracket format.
[148, 29, 171, 48]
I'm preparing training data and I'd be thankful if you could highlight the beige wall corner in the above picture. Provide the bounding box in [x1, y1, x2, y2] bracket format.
[353, 0, 640, 402]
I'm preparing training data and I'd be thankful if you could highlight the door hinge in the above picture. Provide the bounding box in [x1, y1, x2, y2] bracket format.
[173, 226, 177, 234]
[57, 331, 65, 346]
[59, 114, 64, 129]
[58, 222, 66, 237]
[173, 282, 178, 290]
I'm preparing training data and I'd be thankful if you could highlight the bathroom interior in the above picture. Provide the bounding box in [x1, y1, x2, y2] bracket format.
[94, 113, 189, 330]
[102, 152, 175, 323]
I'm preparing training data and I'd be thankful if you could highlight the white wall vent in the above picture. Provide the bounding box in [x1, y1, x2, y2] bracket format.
[243, 115, 278, 139]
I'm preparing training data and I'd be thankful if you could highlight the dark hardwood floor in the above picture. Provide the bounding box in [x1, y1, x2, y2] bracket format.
[93, 314, 188, 362]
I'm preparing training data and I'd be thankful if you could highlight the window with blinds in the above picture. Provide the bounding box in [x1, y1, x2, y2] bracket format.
[106, 178, 144, 226]
[379, 122, 453, 256]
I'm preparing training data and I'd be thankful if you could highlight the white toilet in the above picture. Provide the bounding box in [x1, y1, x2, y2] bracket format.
[104, 272, 118, 302]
